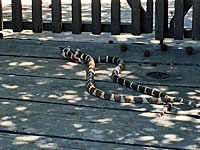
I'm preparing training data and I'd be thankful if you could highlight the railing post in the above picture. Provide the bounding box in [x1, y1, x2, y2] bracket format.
[131, 0, 141, 35]
[0, 0, 2, 30]
[72, 0, 82, 34]
[192, 0, 200, 40]
[127, 0, 153, 34]
[155, 0, 168, 40]
[12, 0, 23, 32]
[174, 0, 184, 40]
[92, 0, 101, 34]
[145, 0, 153, 33]
[111, 0, 120, 35]
[52, 0, 62, 33]
[32, 0, 43, 33]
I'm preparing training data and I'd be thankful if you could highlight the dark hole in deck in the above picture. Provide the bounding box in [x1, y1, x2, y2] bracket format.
[146, 72, 170, 79]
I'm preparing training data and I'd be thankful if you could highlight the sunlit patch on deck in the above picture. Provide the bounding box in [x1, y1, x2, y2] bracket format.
[2, 84, 18, 89]
[138, 136, 155, 141]
[0, 120, 16, 127]
[162, 134, 184, 143]
[15, 106, 27, 111]
[9, 61, 35, 66]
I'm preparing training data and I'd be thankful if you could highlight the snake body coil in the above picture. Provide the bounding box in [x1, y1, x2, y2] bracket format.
[61, 47, 200, 116]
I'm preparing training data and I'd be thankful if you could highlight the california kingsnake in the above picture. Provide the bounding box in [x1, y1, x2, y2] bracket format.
[61, 47, 200, 116]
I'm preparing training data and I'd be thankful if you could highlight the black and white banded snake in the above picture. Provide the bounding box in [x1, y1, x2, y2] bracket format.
[61, 47, 200, 117]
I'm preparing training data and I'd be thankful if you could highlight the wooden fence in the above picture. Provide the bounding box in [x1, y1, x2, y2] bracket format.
[156, 0, 200, 40]
[0, 0, 200, 40]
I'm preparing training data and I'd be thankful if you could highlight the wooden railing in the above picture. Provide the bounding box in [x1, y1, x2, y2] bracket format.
[0, 0, 200, 40]
[155, 0, 200, 40]
[0, 0, 153, 34]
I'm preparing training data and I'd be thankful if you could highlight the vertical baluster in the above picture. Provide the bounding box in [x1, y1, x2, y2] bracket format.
[12, 0, 23, 32]
[145, 0, 153, 33]
[0, 0, 3, 30]
[164, 0, 168, 35]
[52, 0, 62, 33]
[111, 0, 120, 35]
[174, 0, 184, 40]
[155, 0, 167, 40]
[92, 0, 101, 34]
[192, 0, 200, 40]
[32, 0, 43, 33]
[72, 0, 82, 34]
[131, 0, 141, 35]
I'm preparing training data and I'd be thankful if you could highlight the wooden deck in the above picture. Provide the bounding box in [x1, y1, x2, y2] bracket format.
[0, 38, 200, 149]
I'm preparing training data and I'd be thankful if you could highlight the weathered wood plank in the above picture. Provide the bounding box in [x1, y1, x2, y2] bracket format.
[0, 132, 155, 150]
[0, 73, 199, 116]
[0, 0, 2, 30]
[0, 56, 200, 88]
[52, 0, 62, 33]
[111, 0, 120, 35]
[131, 0, 141, 35]
[192, 0, 200, 40]
[32, 0, 43, 33]
[11, 0, 23, 32]
[0, 98, 199, 149]
[0, 39, 200, 65]
[174, 0, 184, 40]
[72, 0, 82, 34]
[92, 0, 101, 35]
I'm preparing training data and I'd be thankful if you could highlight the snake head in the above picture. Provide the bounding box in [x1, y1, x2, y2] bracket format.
[59, 47, 65, 51]
[60, 47, 71, 58]
[59, 47, 70, 52]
